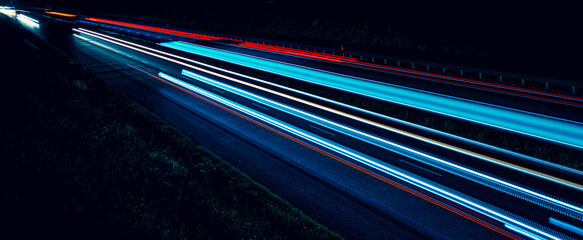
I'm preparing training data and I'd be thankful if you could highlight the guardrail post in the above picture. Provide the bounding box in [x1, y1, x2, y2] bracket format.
[442, 67, 446, 74]
[521, 79, 524, 86]
[479, 73, 482, 79]
[411, 62, 415, 69]
[360, 56, 363, 61]
[372, 57, 374, 63]
[460, 69, 463, 76]
[545, 82, 549, 89]
[397, 61, 401, 67]
[573, 86, 576, 94]
[499, 75, 503, 82]
[384, 59, 387, 65]
[426, 65, 430, 71]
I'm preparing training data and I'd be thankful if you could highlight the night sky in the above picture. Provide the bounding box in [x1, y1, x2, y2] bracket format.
[11, 0, 579, 47]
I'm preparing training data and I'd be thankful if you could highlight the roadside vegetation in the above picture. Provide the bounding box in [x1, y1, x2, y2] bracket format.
[0, 16, 341, 240]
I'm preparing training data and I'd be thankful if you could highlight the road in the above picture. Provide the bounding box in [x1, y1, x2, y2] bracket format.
[6, 10, 583, 239]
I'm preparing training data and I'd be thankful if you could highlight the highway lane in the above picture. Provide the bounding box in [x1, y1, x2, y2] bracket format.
[62, 24, 583, 184]
[69, 26, 580, 199]
[66, 25, 506, 239]
[85, 22, 582, 188]
[70, 26, 583, 238]
[10, 12, 583, 239]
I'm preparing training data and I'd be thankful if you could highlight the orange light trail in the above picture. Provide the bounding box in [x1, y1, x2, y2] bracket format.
[46, 11, 76, 17]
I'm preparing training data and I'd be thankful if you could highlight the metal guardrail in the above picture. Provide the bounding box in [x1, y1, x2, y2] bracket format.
[79, 17, 581, 96]
[353, 52, 583, 95]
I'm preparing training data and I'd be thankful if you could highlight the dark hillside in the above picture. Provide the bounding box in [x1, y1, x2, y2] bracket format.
[0, 15, 340, 240]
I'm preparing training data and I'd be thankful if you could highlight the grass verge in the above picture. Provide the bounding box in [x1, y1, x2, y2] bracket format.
[0, 15, 342, 240]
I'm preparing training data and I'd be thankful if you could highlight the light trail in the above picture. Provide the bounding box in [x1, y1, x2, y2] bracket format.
[74, 27, 583, 207]
[234, 38, 583, 107]
[45, 11, 76, 17]
[238, 39, 583, 107]
[181, 68, 583, 220]
[157, 71, 564, 240]
[83, 15, 583, 109]
[549, 217, 583, 237]
[72, 28, 576, 239]
[83, 17, 359, 62]
[83, 15, 583, 108]
[16, 13, 39, 28]
[72, 28, 583, 191]
[160, 41, 583, 150]
[505, 224, 545, 240]
[340, 61, 583, 108]
[0, 6, 16, 17]
[16, 13, 38, 23]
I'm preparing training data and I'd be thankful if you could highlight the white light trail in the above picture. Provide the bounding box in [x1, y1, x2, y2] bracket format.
[16, 13, 39, 28]
[0, 6, 16, 17]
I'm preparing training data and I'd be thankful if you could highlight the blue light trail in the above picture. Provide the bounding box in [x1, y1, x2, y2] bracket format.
[549, 217, 583, 237]
[158, 71, 568, 240]
[160, 41, 583, 150]
[181, 69, 583, 221]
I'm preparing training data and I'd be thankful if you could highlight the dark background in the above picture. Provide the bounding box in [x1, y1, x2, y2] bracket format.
[6, 0, 582, 81]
